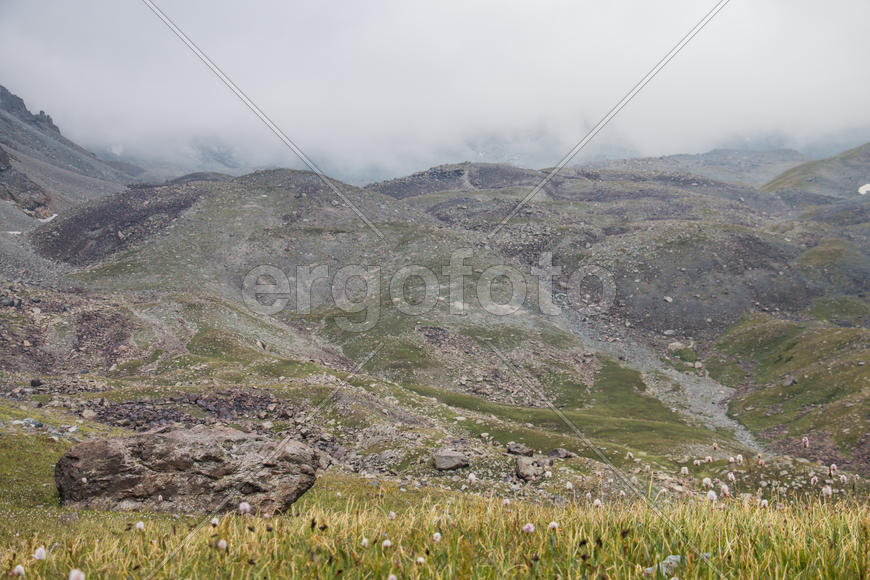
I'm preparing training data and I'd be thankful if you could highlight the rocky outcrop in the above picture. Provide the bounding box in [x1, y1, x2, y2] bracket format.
[55, 425, 323, 514]
[515, 455, 553, 482]
[0, 145, 51, 218]
[507, 442, 534, 456]
[432, 448, 469, 470]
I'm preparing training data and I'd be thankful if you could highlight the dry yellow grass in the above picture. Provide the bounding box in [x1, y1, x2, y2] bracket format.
[2, 474, 868, 579]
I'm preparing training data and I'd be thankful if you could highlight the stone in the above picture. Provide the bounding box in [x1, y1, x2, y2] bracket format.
[667, 341, 686, 351]
[546, 447, 578, 459]
[432, 448, 469, 471]
[81, 409, 98, 420]
[782, 375, 797, 387]
[55, 425, 322, 514]
[506, 442, 534, 456]
[516, 456, 543, 481]
[30, 378, 42, 387]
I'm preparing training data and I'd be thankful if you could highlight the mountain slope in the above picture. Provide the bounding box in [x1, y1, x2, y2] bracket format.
[586, 148, 809, 187]
[0, 84, 143, 227]
[762, 142, 870, 199]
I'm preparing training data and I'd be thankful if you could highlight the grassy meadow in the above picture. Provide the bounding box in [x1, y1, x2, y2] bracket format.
[2, 469, 868, 579]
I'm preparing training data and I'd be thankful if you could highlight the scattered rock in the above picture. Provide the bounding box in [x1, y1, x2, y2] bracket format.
[782, 375, 797, 387]
[546, 448, 578, 459]
[507, 442, 534, 456]
[55, 425, 322, 514]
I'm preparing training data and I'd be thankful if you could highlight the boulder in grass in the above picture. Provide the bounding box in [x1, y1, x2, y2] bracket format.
[432, 448, 469, 470]
[55, 424, 323, 514]
[507, 442, 534, 456]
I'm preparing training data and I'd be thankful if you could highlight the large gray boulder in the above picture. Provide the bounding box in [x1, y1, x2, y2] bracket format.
[432, 448, 469, 470]
[55, 425, 323, 514]
[515, 455, 553, 482]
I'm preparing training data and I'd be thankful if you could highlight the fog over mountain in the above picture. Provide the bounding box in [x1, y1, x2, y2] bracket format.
[1, 0, 869, 182]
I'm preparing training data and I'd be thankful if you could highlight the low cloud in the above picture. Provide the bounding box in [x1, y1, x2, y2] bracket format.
[2, 0, 869, 182]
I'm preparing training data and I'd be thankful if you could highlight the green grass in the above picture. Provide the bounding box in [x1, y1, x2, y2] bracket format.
[405, 359, 724, 458]
[811, 296, 870, 325]
[2, 470, 868, 579]
[716, 314, 870, 450]
[704, 357, 746, 388]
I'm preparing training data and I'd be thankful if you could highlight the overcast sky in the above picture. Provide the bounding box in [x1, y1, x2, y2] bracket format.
[2, 1, 869, 182]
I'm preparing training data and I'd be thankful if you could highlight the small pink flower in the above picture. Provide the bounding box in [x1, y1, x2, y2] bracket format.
[33, 547, 46, 561]
[217, 539, 228, 551]
[388, 511, 396, 520]
[736, 454, 744, 465]
[135, 521, 145, 531]
[811, 476, 819, 486]
[681, 467, 689, 476]
[705, 456, 713, 464]
[432, 532, 441, 542]
[522, 523, 535, 533]
[758, 458, 765, 468]
[720, 484, 729, 497]
[503, 498, 510, 506]
[593, 498, 602, 508]
[822, 485, 833, 498]
[801, 436, 809, 449]
[702, 477, 713, 489]
[760, 499, 768, 508]
[713, 443, 719, 451]
[238, 502, 251, 515]
[416, 557, 425, 564]
[548, 521, 558, 530]
[68, 570, 85, 580]
[706, 490, 717, 502]
[727, 472, 735, 482]
[382, 540, 392, 548]
[12, 565, 24, 577]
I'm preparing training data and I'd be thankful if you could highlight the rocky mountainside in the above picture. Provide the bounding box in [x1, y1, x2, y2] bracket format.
[0, 84, 143, 229]
[762, 142, 870, 202]
[2, 136, 869, 508]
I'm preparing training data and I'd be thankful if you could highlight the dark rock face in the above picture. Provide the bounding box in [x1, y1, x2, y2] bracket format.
[55, 425, 322, 514]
